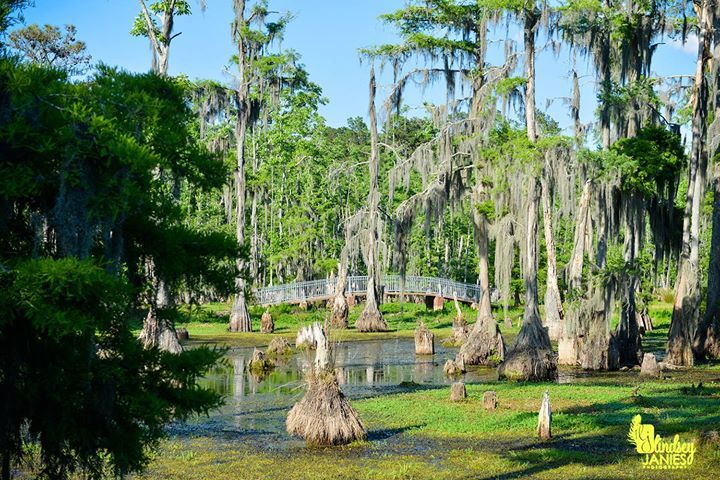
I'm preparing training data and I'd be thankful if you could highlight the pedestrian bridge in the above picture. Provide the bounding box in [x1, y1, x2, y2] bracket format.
[254, 275, 482, 306]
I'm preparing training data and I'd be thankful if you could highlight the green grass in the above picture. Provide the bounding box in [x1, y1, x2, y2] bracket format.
[139, 372, 720, 480]
[167, 299, 523, 347]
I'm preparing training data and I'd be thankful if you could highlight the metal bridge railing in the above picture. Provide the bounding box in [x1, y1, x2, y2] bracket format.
[254, 275, 481, 306]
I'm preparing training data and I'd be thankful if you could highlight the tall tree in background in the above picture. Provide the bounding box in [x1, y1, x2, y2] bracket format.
[133, 0, 207, 351]
[371, 0, 506, 361]
[356, 65, 388, 332]
[228, 1, 290, 332]
[229, 0, 253, 332]
[497, 0, 557, 381]
[133, 0, 206, 75]
[8, 23, 90, 73]
[694, 1, 720, 361]
[668, 0, 714, 365]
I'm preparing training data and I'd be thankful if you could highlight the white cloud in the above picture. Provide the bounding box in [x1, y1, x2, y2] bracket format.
[668, 34, 699, 56]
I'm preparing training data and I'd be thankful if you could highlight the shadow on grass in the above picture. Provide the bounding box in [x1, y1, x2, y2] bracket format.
[460, 434, 629, 480]
[461, 389, 720, 479]
[367, 425, 427, 442]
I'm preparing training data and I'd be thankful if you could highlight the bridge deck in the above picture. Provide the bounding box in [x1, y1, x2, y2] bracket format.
[254, 275, 481, 306]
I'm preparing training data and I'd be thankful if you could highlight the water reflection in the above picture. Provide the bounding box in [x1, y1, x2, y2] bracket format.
[202, 338, 500, 399]
[181, 338, 497, 444]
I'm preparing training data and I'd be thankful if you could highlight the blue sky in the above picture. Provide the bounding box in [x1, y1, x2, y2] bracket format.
[22, 1, 697, 134]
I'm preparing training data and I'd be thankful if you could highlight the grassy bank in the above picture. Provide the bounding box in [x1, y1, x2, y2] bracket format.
[139, 372, 720, 479]
[170, 299, 522, 347]
[168, 297, 672, 350]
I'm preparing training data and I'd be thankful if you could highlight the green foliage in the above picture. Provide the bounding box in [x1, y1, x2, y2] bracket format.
[495, 76, 526, 96]
[0, 258, 223, 479]
[131, 0, 197, 43]
[0, 0, 30, 42]
[609, 125, 685, 195]
[0, 54, 232, 479]
[8, 23, 90, 73]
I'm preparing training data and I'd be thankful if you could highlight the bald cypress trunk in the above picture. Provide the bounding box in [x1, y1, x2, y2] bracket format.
[694, 11, 720, 360]
[614, 193, 644, 366]
[229, 0, 252, 332]
[356, 66, 387, 333]
[695, 177, 720, 359]
[136, 1, 190, 349]
[460, 183, 505, 365]
[558, 180, 590, 365]
[599, 11, 612, 150]
[541, 175, 563, 341]
[331, 247, 350, 329]
[138, 258, 182, 353]
[524, 9, 538, 143]
[459, 16, 505, 363]
[499, 180, 557, 381]
[497, 9, 556, 381]
[668, 0, 711, 365]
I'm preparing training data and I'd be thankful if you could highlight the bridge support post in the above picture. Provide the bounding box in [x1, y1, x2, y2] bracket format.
[424, 295, 434, 310]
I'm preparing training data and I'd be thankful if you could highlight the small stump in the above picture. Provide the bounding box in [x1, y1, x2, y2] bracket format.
[414, 322, 435, 355]
[248, 348, 273, 374]
[537, 390, 552, 440]
[450, 382, 466, 401]
[700, 431, 720, 448]
[433, 296, 445, 311]
[483, 391, 497, 410]
[297, 323, 323, 350]
[266, 337, 292, 357]
[454, 353, 466, 372]
[640, 353, 660, 377]
[175, 327, 189, 342]
[444, 359, 463, 377]
[261, 309, 274, 333]
[346, 294, 356, 307]
[298, 300, 309, 311]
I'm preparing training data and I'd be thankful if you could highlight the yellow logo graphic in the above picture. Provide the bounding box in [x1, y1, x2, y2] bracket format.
[627, 415, 696, 469]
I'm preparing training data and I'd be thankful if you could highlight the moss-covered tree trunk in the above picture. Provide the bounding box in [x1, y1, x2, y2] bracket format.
[695, 176, 720, 359]
[499, 179, 556, 381]
[460, 182, 505, 365]
[139, 263, 182, 354]
[668, 0, 711, 365]
[357, 66, 387, 332]
[614, 193, 644, 366]
[136, 1, 183, 350]
[541, 175, 563, 341]
[693, 5, 720, 361]
[523, 9, 538, 144]
[331, 247, 349, 329]
[498, 9, 555, 381]
[229, 0, 252, 333]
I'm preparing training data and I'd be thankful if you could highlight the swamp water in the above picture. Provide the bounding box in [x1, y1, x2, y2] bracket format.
[172, 338, 485, 448]
[170, 337, 637, 450]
